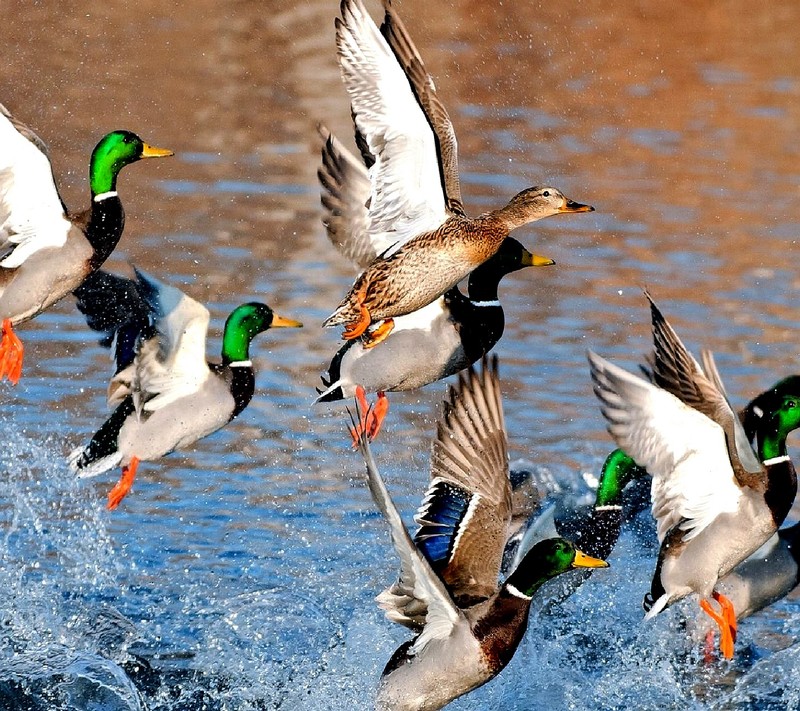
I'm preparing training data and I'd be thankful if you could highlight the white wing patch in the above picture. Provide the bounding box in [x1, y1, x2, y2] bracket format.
[337, 0, 449, 255]
[131, 274, 212, 414]
[0, 107, 71, 268]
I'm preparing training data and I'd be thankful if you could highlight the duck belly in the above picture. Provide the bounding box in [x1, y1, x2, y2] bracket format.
[0, 238, 92, 323]
[377, 631, 489, 711]
[337, 301, 465, 396]
[660, 503, 776, 602]
[116, 388, 235, 463]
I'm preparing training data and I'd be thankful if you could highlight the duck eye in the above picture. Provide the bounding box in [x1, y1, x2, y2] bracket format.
[788, 400, 797, 409]
[542, 190, 550, 197]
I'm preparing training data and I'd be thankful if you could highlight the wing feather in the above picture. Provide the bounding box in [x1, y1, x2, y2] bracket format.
[645, 292, 763, 478]
[380, 0, 464, 216]
[127, 270, 211, 413]
[336, 0, 449, 256]
[352, 406, 461, 653]
[588, 350, 742, 542]
[317, 124, 391, 268]
[407, 356, 510, 602]
[0, 103, 71, 268]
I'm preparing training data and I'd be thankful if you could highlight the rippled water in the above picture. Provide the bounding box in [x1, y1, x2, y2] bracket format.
[2, 0, 800, 709]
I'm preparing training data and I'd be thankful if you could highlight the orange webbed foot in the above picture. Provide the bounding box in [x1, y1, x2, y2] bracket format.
[107, 456, 140, 510]
[0, 319, 24, 385]
[341, 285, 371, 340]
[700, 593, 736, 660]
[361, 319, 395, 350]
[714, 591, 737, 645]
[348, 386, 390, 448]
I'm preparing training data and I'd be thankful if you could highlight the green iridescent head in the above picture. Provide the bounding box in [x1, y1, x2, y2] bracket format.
[505, 537, 608, 598]
[221, 302, 302, 364]
[89, 130, 173, 196]
[595, 449, 647, 507]
[742, 376, 800, 443]
[756, 391, 800, 460]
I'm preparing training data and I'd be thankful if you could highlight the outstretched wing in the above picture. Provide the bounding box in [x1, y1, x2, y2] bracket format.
[351, 405, 462, 653]
[74, 269, 152, 374]
[336, 0, 451, 258]
[317, 124, 387, 269]
[645, 291, 763, 479]
[0, 103, 71, 269]
[380, 0, 464, 216]
[588, 350, 742, 543]
[127, 269, 212, 414]
[415, 356, 509, 601]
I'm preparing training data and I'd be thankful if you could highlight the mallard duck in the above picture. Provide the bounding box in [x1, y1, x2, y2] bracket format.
[351, 357, 607, 710]
[690, 377, 800, 636]
[315, 127, 554, 439]
[588, 295, 800, 659]
[505, 449, 647, 576]
[69, 269, 302, 510]
[322, 0, 592, 349]
[0, 102, 172, 383]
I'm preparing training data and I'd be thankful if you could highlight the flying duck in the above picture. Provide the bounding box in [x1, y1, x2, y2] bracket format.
[322, 0, 592, 349]
[588, 295, 800, 659]
[316, 126, 553, 442]
[351, 356, 607, 709]
[69, 269, 302, 509]
[0, 102, 172, 383]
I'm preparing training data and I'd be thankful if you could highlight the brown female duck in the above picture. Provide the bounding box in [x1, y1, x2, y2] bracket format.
[323, 0, 592, 349]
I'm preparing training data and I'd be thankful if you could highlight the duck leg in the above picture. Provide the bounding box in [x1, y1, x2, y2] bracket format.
[714, 590, 737, 645]
[699, 594, 736, 659]
[341, 284, 371, 340]
[349, 386, 390, 448]
[107, 456, 140, 510]
[0, 318, 24, 385]
[361, 318, 395, 350]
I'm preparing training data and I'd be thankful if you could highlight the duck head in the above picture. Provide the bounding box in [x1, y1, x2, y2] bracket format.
[467, 237, 554, 299]
[90, 130, 173, 196]
[221, 303, 303, 364]
[505, 537, 608, 598]
[742, 375, 800, 445]
[595, 448, 648, 507]
[499, 185, 594, 230]
[755, 390, 800, 461]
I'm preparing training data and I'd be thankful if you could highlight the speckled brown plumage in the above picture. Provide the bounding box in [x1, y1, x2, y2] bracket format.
[324, 189, 593, 335]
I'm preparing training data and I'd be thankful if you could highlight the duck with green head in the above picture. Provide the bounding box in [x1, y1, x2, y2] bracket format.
[352, 357, 607, 710]
[505, 449, 647, 578]
[589, 294, 800, 660]
[0, 103, 173, 383]
[69, 268, 302, 510]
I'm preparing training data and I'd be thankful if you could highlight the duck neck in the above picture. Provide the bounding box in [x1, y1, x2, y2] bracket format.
[486, 203, 535, 232]
[466, 261, 502, 303]
[86, 196, 125, 267]
[445, 287, 504, 362]
[757, 425, 789, 462]
[504, 563, 555, 599]
[86, 147, 126, 262]
[221, 323, 255, 366]
[596, 449, 644, 507]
